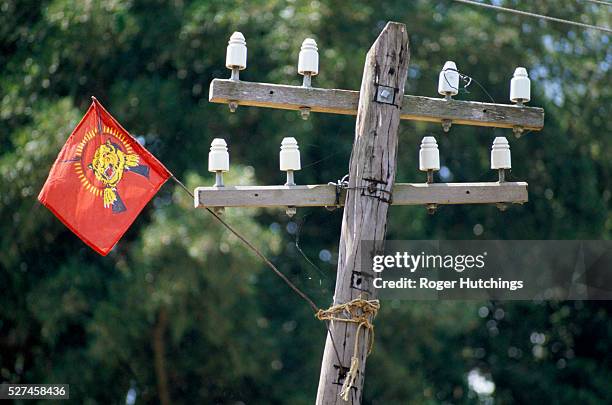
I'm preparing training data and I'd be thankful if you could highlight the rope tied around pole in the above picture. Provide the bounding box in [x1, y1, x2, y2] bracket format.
[315, 298, 380, 401]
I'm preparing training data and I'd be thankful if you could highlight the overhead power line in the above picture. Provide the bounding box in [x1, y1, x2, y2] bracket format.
[452, 0, 612, 34]
[584, 0, 612, 7]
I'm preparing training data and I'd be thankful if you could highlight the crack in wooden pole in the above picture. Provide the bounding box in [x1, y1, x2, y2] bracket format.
[315, 21, 410, 405]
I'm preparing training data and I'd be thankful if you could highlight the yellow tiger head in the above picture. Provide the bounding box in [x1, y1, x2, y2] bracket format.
[89, 139, 138, 188]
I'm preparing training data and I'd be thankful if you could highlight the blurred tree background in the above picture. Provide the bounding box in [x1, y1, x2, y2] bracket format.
[1, 0, 610, 403]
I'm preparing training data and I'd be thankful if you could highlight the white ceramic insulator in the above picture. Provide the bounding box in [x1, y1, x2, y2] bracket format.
[491, 137, 511, 169]
[226, 32, 247, 70]
[510, 67, 530, 103]
[208, 138, 229, 172]
[419, 136, 440, 171]
[298, 38, 319, 76]
[438, 61, 459, 96]
[280, 137, 301, 171]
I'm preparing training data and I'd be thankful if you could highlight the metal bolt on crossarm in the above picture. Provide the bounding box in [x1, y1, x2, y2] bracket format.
[425, 203, 437, 215]
[438, 61, 459, 132]
[510, 67, 531, 137]
[226, 31, 247, 112]
[227, 101, 239, 113]
[420, 136, 440, 214]
[280, 137, 301, 216]
[299, 108, 311, 120]
[298, 38, 319, 120]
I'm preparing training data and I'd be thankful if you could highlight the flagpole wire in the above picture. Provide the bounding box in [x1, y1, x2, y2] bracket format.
[169, 176, 346, 368]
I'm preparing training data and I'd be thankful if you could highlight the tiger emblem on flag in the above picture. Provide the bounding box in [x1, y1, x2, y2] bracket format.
[89, 140, 140, 209]
[68, 125, 150, 213]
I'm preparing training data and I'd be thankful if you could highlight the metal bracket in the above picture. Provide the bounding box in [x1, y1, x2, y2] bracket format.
[361, 177, 393, 204]
[351, 271, 374, 291]
[332, 363, 359, 396]
[333, 364, 350, 385]
[375, 84, 398, 106]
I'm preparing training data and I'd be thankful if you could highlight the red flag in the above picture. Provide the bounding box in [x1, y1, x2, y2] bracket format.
[38, 98, 172, 255]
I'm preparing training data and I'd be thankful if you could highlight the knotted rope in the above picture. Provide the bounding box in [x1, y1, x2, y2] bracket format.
[316, 298, 380, 401]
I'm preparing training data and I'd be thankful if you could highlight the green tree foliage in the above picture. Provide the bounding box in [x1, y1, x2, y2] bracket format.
[0, 0, 610, 403]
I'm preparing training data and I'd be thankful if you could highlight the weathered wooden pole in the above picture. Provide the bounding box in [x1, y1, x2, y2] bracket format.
[315, 22, 409, 404]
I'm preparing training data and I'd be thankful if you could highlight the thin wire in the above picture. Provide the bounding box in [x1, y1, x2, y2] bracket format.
[170, 176, 345, 368]
[295, 212, 328, 281]
[584, 0, 612, 7]
[443, 68, 496, 103]
[469, 76, 497, 104]
[452, 0, 612, 33]
[301, 150, 344, 170]
[171, 176, 318, 311]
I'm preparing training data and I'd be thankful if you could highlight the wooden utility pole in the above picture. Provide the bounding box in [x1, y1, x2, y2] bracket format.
[315, 22, 409, 405]
[199, 21, 545, 404]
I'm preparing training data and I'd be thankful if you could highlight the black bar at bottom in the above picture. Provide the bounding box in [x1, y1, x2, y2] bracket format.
[0, 384, 69, 400]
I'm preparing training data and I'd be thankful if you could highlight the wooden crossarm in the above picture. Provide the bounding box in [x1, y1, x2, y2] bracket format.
[209, 79, 544, 131]
[194, 182, 528, 208]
